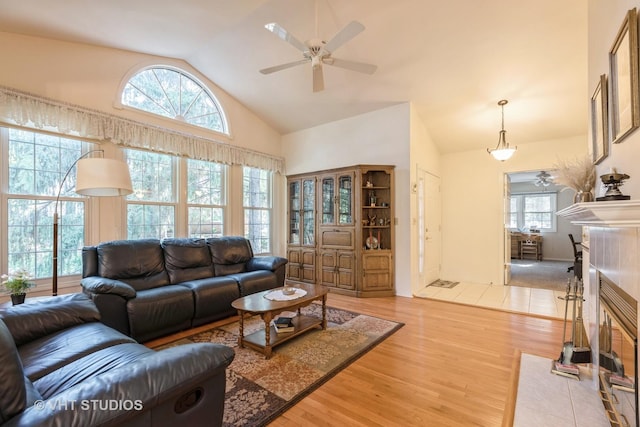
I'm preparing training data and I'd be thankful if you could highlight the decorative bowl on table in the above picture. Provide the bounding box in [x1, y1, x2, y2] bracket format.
[282, 286, 296, 295]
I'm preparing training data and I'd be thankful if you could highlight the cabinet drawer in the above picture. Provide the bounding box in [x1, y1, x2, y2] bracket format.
[319, 228, 354, 249]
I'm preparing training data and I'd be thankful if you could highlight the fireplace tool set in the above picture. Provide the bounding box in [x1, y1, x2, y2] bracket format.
[551, 277, 591, 380]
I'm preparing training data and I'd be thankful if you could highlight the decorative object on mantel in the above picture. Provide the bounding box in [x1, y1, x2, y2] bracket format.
[596, 169, 631, 201]
[1, 268, 35, 305]
[553, 155, 596, 203]
[487, 99, 517, 161]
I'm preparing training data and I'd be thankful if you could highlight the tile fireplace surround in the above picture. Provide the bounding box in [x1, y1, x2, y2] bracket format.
[557, 201, 640, 424]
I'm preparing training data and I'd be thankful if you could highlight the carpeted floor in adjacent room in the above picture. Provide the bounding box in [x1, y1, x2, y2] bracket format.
[509, 259, 574, 292]
[154, 304, 403, 427]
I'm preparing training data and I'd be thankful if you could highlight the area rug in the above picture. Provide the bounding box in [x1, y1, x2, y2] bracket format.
[155, 304, 403, 427]
[427, 279, 459, 289]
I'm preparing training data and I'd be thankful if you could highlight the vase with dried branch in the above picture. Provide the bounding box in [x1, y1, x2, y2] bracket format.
[553, 156, 596, 203]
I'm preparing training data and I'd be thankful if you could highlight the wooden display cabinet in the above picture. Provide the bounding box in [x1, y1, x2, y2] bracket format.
[286, 165, 394, 297]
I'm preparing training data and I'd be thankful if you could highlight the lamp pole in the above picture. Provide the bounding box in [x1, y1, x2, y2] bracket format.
[52, 150, 102, 296]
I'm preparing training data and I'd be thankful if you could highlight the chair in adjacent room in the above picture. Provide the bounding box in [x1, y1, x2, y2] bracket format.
[567, 233, 583, 279]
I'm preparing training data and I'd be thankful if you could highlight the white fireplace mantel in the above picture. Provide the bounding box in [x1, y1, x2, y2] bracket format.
[556, 200, 640, 227]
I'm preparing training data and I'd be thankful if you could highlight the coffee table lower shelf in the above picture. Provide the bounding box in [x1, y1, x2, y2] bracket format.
[241, 314, 323, 356]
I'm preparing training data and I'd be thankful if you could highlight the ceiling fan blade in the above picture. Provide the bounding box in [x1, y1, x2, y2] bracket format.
[264, 22, 307, 52]
[323, 21, 365, 53]
[324, 57, 377, 74]
[313, 65, 324, 92]
[260, 59, 309, 74]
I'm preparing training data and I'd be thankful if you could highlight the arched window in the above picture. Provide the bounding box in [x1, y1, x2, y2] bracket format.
[121, 66, 228, 134]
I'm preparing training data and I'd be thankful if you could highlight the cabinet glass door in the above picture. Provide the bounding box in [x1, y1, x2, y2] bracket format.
[289, 181, 300, 244]
[338, 175, 353, 224]
[302, 178, 315, 245]
[321, 177, 334, 224]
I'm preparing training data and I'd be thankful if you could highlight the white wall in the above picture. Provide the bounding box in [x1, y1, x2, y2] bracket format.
[588, 1, 640, 198]
[441, 135, 588, 285]
[282, 103, 415, 296]
[409, 105, 441, 294]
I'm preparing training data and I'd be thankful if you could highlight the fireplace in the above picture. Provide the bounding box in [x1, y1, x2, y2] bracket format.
[599, 273, 638, 427]
[556, 201, 640, 427]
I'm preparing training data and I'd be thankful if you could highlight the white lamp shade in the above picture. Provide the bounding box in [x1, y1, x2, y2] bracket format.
[75, 158, 133, 196]
[490, 148, 516, 161]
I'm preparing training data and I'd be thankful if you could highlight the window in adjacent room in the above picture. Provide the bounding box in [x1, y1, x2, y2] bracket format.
[243, 167, 272, 254]
[187, 159, 226, 238]
[509, 192, 557, 232]
[3, 128, 89, 280]
[120, 66, 228, 135]
[125, 149, 176, 239]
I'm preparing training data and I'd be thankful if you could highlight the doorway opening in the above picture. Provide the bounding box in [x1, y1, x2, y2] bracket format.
[504, 170, 581, 291]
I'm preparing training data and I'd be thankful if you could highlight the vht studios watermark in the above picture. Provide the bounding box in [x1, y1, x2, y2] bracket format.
[34, 399, 143, 411]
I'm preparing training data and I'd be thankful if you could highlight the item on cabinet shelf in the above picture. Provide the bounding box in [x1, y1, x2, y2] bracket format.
[368, 214, 376, 225]
[377, 230, 382, 249]
[596, 170, 631, 201]
[368, 190, 377, 206]
[381, 202, 389, 207]
[365, 180, 373, 188]
[365, 236, 379, 250]
[378, 218, 385, 226]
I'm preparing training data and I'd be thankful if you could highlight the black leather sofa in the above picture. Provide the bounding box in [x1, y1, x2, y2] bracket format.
[0, 293, 234, 427]
[81, 236, 287, 342]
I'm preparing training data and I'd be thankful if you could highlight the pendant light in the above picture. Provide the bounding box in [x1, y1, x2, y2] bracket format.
[487, 99, 517, 161]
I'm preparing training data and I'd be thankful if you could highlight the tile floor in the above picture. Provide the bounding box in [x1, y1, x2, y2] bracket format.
[415, 281, 571, 319]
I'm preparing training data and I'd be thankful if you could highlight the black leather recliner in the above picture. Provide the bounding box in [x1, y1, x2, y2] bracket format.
[81, 236, 287, 342]
[0, 293, 234, 427]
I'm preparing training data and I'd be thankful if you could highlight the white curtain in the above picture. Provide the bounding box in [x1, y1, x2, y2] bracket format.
[0, 86, 284, 173]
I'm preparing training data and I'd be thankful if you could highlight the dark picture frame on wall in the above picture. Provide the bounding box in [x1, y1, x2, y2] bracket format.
[590, 74, 608, 164]
[609, 8, 639, 144]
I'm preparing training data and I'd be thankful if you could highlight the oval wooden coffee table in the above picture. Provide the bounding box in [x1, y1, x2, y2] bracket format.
[231, 283, 328, 359]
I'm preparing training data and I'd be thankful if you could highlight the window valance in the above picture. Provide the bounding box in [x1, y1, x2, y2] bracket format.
[0, 86, 284, 173]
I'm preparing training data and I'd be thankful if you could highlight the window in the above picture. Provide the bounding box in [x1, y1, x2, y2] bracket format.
[125, 149, 176, 239]
[243, 167, 272, 254]
[121, 67, 228, 134]
[4, 128, 88, 279]
[187, 159, 226, 238]
[509, 192, 557, 232]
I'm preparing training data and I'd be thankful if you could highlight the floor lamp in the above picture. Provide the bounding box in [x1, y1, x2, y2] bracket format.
[53, 150, 133, 296]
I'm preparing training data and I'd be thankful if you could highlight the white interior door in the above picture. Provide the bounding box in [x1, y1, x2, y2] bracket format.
[503, 173, 512, 285]
[418, 168, 441, 286]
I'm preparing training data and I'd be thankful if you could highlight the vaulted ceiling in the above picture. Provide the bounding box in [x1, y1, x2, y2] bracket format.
[0, 0, 588, 154]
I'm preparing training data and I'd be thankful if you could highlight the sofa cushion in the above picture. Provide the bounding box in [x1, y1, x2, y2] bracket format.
[0, 293, 100, 346]
[98, 239, 170, 291]
[207, 236, 253, 276]
[162, 238, 215, 283]
[179, 276, 240, 326]
[18, 322, 136, 382]
[227, 270, 277, 296]
[0, 319, 26, 423]
[127, 285, 194, 343]
[34, 342, 154, 399]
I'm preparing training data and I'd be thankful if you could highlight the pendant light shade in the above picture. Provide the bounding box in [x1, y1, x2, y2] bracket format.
[487, 99, 517, 161]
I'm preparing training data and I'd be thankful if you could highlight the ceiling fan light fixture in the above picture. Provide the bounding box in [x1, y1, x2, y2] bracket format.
[487, 99, 517, 161]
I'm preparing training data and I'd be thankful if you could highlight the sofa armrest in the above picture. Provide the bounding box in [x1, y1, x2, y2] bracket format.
[0, 293, 100, 346]
[246, 256, 288, 272]
[81, 276, 137, 299]
[4, 343, 235, 427]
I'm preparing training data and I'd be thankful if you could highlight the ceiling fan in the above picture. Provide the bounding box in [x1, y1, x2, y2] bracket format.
[534, 171, 554, 187]
[259, 7, 377, 92]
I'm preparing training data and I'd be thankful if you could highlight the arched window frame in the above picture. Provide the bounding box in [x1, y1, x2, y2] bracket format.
[116, 64, 230, 137]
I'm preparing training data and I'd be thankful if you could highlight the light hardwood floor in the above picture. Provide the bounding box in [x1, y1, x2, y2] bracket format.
[151, 293, 565, 426]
